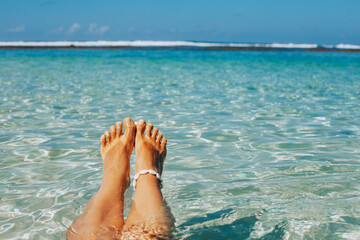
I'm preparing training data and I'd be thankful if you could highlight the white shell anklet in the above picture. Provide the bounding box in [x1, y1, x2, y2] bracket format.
[133, 169, 162, 189]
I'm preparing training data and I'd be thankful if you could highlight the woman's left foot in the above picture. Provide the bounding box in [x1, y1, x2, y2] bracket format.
[67, 118, 136, 239]
[100, 117, 136, 191]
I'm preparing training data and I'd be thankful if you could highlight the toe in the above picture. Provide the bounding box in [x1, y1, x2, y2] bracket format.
[161, 136, 167, 149]
[110, 125, 116, 139]
[136, 119, 146, 135]
[146, 123, 153, 137]
[116, 121, 123, 137]
[152, 127, 159, 138]
[156, 133, 163, 143]
[124, 117, 136, 138]
[105, 131, 111, 143]
[100, 134, 106, 147]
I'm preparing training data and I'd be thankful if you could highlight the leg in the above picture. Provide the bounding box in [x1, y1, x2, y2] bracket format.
[67, 118, 136, 239]
[121, 120, 174, 239]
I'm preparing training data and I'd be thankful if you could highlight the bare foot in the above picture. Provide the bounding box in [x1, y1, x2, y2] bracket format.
[100, 117, 136, 190]
[67, 118, 136, 239]
[134, 119, 167, 176]
[121, 120, 172, 239]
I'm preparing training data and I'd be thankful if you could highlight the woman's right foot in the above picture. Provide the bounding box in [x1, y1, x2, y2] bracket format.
[122, 120, 172, 239]
[134, 119, 167, 176]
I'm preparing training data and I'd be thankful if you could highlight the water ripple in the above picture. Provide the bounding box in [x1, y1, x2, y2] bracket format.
[1, 49, 360, 239]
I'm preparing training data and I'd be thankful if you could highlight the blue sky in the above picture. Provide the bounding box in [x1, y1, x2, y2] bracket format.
[1, 0, 359, 44]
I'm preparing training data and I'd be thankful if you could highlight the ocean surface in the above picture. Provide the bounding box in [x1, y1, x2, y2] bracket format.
[1, 40, 360, 50]
[0, 49, 359, 239]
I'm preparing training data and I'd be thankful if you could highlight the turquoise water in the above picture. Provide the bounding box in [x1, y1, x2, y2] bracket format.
[0, 49, 360, 239]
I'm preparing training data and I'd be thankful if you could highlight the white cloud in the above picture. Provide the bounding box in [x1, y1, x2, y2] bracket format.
[8, 25, 24, 33]
[88, 23, 97, 33]
[67, 23, 80, 34]
[48, 26, 64, 34]
[87, 23, 110, 35]
[98, 26, 110, 34]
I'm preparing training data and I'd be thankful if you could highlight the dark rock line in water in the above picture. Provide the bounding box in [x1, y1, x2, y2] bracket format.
[0, 46, 360, 52]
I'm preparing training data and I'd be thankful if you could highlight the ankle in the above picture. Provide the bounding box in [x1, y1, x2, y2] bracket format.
[133, 169, 162, 189]
[134, 174, 162, 190]
[135, 160, 158, 173]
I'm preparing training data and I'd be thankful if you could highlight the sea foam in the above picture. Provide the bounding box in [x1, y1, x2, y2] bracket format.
[0, 41, 359, 49]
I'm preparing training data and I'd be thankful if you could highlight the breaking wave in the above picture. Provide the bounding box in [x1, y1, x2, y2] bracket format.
[0, 40, 359, 50]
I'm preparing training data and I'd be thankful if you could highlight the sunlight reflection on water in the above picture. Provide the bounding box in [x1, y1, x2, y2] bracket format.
[0, 49, 360, 239]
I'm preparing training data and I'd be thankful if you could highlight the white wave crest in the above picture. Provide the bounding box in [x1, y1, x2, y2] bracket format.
[335, 44, 360, 49]
[0, 40, 226, 47]
[265, 43, 318, 49]
[0, 41, 359, 50]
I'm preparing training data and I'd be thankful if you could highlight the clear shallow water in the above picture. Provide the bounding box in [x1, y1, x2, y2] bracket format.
[0, 49, 359, 239]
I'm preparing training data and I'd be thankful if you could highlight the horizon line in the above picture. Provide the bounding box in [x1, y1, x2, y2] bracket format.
[0, 40, 360, 52]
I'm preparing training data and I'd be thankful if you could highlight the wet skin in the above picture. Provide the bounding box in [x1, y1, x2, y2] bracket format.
[67, 118, 171, 239]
